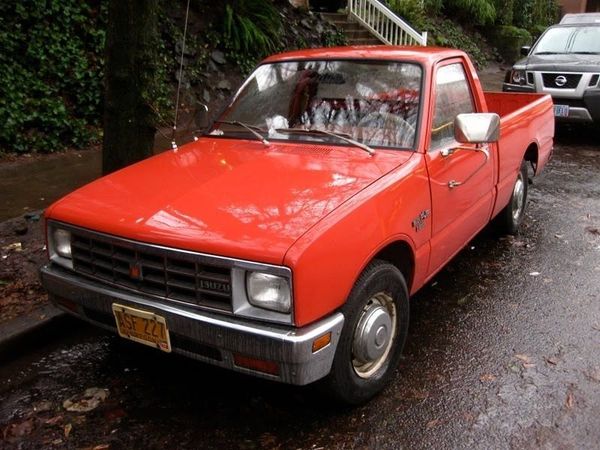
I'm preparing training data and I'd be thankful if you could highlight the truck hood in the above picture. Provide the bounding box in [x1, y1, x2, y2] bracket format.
[516, 53, 600, 72]
[48, 138, 412, 265]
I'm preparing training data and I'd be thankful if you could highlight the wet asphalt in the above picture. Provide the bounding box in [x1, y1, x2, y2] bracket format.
[1, 126, 600, 449]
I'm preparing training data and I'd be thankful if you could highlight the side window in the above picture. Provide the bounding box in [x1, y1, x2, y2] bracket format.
[430, 63, 474, 151]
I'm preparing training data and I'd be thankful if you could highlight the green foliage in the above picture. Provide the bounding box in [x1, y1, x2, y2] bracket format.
[494, 0, 514, 25]
[427, 17, 490, 68]
[424, 0, 444, 15]
[0, 0, 106, 153]
[321, 29, 347, 47]
[223, 0, 282, 55]
[388, 0, 427, 28]
[512, 0, 534, 29]
[386, 1, 489, 69]
[531, 0, 560, 27]
[445, 0, 496, 25]
[488, 25, 532, 63]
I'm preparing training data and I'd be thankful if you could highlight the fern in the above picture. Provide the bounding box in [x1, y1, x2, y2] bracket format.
[223, 0, 281, 56]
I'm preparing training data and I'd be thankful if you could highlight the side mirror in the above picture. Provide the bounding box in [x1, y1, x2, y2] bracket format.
[193, 102, 209, 130]
[454, 113, 500, 144]
[520, 46, 531, 56]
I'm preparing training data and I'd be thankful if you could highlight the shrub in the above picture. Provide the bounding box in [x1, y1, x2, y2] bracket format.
[488, 25, 532, 63]
[445, 0, 496, 25]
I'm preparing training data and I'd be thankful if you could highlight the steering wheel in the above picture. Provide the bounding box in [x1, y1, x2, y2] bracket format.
[358, 111, 416, 147]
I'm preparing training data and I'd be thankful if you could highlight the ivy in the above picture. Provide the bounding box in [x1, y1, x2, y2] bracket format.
[0, 0, 107, 153]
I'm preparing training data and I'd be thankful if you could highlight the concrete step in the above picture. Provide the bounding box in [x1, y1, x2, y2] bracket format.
[320, 11, 385, 46]
[343, 28, 377, 39]
[347, 37, 384, 46]
[333, 21, 363, 32]
[319, 12, 347, 22]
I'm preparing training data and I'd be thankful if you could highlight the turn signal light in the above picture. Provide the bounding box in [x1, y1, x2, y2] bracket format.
[233, 354, 280, 376]
[312, 332, 332, 353]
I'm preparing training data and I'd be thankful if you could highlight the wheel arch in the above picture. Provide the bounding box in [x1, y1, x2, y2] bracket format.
[524, 142, 539, 175]
[370, 240, 415, 293]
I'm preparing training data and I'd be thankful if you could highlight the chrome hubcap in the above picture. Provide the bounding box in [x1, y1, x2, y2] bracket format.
[512, 174, 525, 222]
[352, 292, 396, 378]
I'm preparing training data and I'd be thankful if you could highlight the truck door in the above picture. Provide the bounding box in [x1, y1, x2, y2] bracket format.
[425, 60, 495, 274]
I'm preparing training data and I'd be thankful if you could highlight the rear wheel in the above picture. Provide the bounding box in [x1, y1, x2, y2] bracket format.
[322, 260, 409, 405]
[496, 160, 528, 235]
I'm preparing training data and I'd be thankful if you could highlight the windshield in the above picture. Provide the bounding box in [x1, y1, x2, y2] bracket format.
[211, 60, 422, 149]
[533, 26, 600, 54]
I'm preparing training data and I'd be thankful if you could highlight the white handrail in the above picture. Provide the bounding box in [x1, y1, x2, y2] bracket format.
[348, 0, 428, 46]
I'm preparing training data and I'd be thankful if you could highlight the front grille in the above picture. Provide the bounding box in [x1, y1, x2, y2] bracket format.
[542, 73, 582, 89]
[527, 72, 534, 85]
[589, 74, 599, 87]
[71, 233, 232, 311]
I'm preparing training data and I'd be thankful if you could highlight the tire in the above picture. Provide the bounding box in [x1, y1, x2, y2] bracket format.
[496, 160, 529, 235]
[321, 260, 409, 405]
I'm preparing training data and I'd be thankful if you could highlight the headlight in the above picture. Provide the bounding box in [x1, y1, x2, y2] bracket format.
[47, 225, 73, 268]
[511, 69, 526, 85]
[246, 272, 291, 313]
[53, 228, 72, 258]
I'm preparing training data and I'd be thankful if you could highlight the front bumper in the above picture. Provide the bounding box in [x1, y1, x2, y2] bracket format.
[40, 264, 344, 385]
[502, 83, 536, 93]
[503, 84, 600, 123]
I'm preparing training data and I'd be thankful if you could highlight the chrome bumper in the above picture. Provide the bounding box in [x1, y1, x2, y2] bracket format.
[40, 264, 344, 385]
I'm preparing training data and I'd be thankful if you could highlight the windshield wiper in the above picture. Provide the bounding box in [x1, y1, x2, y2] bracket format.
[571, 51, 600, 55]
[274, 128, 375, 156]
[213, 120, 270, 146]
[533, 51, 561, 55]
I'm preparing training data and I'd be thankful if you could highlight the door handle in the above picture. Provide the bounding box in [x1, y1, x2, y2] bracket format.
[447, 145, 490, 189]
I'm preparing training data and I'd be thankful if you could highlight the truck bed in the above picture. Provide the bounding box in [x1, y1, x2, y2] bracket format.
[484, 91, 554, 218]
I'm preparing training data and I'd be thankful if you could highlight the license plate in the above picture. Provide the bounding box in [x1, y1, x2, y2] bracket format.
[112, 304, 171, 352]
[554, 105, 570, 117]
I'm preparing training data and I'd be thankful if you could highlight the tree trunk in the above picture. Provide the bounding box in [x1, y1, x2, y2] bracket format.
[102, 0, 159, 175]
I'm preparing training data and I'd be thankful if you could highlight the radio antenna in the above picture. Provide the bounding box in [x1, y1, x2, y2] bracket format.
[171, 0, 192, 150]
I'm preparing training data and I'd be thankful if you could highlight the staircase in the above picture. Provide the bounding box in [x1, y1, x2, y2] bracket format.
[321, 0, 427, 47]
[321, 12, 382, 45]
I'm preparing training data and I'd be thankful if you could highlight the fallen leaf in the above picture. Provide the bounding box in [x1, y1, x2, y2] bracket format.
[585, 368, 600, 382]
[2, 242, 22, 252]
[52, 439, 63, 445]
[585, 226, 600, 236]
[4, 418, 34, 439]
[565, 391, 574, 410]
[426, 419, 440, 429]
[63, 388, 109, 412]
[523, 363, 536, 369]
[545, 356, 560, 365]
[45, 415, 63, 426]
[64, 423, 72, 438]
[529, 272, 541, 276]
[515, 354, 532, 364]
[480, 373, 496, 382]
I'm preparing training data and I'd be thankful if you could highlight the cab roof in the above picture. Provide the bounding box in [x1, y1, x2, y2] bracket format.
[262, 46, 466, 67]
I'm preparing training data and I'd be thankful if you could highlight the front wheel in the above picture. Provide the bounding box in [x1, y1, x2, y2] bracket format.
[322, 260, 409, 405]
[496, 160, 529, 235]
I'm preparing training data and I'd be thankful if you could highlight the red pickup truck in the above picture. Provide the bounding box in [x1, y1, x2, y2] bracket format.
[41, 47, 554, 404]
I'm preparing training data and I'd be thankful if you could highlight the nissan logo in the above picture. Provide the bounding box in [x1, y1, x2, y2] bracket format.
[555, 75, 567, 87]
